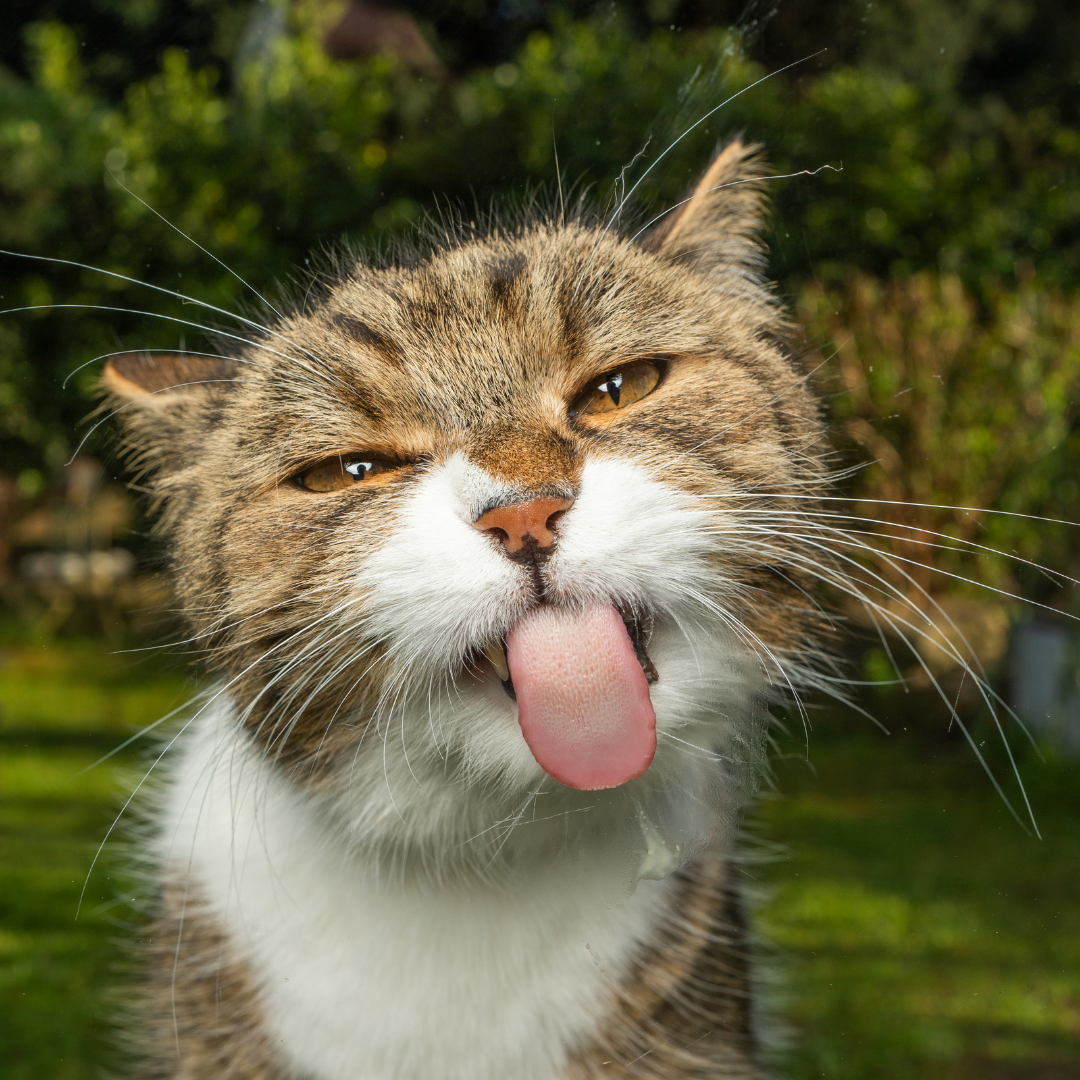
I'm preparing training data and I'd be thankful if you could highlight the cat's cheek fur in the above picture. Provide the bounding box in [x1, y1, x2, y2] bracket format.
[543, 456, 720, 611]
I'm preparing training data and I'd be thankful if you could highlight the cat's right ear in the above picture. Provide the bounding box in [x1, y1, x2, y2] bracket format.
[101, 352, 240, 407]
[101, 353, 240, 467]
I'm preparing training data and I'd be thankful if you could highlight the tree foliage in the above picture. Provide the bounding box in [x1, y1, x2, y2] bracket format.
[0, 0, 1077, 604]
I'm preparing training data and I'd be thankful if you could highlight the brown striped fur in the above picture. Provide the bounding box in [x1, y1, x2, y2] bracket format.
[567, 856, 757, 1079]
[134, 881, 290, 1080]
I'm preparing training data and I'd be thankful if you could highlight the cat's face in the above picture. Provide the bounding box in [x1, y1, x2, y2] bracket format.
[106, 143, 827, 872]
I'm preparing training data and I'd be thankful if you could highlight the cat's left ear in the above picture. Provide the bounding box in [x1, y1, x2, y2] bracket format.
[101, 352, 240, 407]
[646, 139, 769, 279]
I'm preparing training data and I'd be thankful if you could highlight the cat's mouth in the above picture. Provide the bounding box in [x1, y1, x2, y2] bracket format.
[476, 603, 659, 791]
[479, 603, 658, 700]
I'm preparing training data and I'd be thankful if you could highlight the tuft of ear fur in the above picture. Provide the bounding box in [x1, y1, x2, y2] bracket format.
[102, 352, 239, 404]
[647, 139, 769, 287]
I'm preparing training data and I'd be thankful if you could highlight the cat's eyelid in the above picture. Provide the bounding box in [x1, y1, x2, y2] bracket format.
[587, 356, 668, 388]
[290, 450, 402, 473]
[592, 355, 666, 377]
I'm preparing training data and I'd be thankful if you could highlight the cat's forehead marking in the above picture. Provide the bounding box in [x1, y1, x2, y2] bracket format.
[485, 252, 528, 318]
[320, 226, 704, 371]
[267, 224, 787, 485]
[328, 314, 406, 366]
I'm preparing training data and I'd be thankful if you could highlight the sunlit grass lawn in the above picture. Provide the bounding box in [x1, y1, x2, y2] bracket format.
[1, 638, 1077, 1079]
[0, 638, 189, 1080]
[757, 712, 1080, 1079]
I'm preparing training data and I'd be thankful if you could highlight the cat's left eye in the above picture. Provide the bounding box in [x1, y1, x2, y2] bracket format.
[297, 456, 392, 492]
[571, 360, 662, 417]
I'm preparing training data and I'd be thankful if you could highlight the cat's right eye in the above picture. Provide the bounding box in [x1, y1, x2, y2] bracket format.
[297, 456, 392, 492]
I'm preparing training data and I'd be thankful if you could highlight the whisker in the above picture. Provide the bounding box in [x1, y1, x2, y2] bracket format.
[62, 347, 272, 391]
[626, 165, 841, 245]
[717, 489, 1080, 532]
[103, 170, 287, 321]
[0, 248, 320, 372]
[723, 521, 1041, 828]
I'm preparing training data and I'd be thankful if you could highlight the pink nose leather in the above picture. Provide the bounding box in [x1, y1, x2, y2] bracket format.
[473, 498, 573, 554]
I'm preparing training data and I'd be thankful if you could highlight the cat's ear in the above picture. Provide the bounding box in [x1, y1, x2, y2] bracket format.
[647, 139, 768, 278]
[102, 352, 240, 407]
[101, 353, 241, 468]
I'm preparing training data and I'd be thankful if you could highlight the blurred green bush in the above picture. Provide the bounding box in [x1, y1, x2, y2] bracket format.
[802, 271, 1080, 597]
[0, 0, 1077, 617]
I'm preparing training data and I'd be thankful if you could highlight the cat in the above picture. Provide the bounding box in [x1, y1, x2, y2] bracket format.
[103, 139, 837, 1079]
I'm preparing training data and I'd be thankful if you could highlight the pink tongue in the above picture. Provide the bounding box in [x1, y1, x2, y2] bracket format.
[505, 604, 656, 791]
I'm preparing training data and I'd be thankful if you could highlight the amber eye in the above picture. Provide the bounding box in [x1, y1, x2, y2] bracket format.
[571, 360, 662, 417]
[297, 456, 392, 492]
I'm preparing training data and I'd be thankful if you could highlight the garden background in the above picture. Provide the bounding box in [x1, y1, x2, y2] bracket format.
[1, 0, 1079, 1077]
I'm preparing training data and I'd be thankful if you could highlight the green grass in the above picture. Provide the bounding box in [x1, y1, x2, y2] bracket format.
[755, 715, 1080, 1079]
[1, 639, 1078, 1078]
[0, 639, 189, 1080]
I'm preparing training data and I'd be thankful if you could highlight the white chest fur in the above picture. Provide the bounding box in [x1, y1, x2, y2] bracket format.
[160, 711, 676, 1080]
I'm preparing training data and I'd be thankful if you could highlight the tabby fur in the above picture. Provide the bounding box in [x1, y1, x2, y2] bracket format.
[105, 141, 832, 1079]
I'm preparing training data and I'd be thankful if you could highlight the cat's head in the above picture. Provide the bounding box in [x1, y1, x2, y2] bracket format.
[104, 141, 829, 876]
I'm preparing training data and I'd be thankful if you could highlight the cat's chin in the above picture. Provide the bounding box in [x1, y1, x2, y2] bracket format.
[321, 763, 724, 892]
[302, 616, 768, 885]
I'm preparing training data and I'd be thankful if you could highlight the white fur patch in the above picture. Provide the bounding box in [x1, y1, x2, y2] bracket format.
[162, 713, 674, 1080]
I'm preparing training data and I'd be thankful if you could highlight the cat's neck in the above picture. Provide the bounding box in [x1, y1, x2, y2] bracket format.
[158, 703, 677, 1080]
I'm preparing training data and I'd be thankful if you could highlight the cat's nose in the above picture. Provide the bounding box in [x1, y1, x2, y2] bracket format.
[473, 497, 574, 555]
